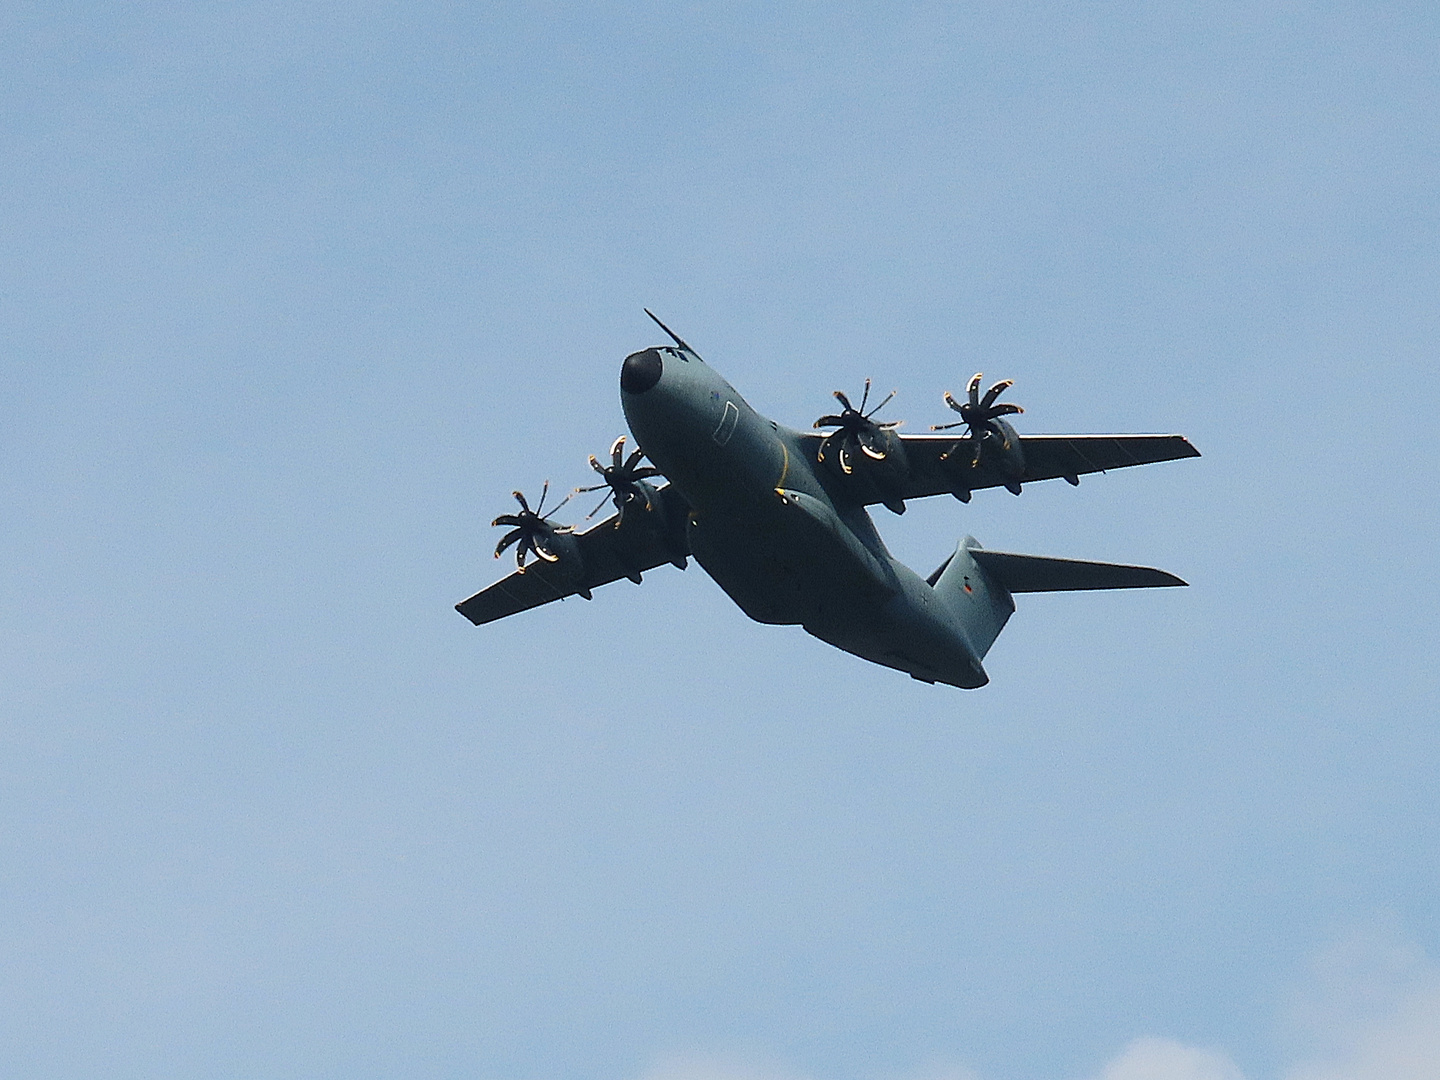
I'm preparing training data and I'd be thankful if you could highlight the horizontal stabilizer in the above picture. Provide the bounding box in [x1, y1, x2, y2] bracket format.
[969, 549, 1187, 592]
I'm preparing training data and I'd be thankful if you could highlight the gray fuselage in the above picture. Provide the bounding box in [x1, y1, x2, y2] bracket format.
[619, 345, 1005, 688]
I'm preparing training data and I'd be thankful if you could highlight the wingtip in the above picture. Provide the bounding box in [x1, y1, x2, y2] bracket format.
[454, 599, 486, 625]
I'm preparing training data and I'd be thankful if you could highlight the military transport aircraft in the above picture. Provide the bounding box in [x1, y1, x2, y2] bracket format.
[457, 313, 1199, 689]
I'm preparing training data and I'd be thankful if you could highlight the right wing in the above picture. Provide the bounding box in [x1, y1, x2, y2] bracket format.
[791, 432, 1199, 504]
[893, 432, 1201, 501]
[455, 488, 692, 626]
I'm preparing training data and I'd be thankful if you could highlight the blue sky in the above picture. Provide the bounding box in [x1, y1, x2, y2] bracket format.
[1, 3, 1437, 1078]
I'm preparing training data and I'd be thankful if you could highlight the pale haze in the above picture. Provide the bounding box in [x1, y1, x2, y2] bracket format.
[1, 3, 1437, 1080]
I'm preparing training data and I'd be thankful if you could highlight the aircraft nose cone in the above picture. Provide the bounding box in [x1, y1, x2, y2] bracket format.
[621, 348, 663, 394]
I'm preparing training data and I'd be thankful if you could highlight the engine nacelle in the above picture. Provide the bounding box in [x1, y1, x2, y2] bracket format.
[614, 482, 690, 572]
[817, 426, 911, 514]
[532, 528, 591, 597]
[990, 417, 1025, 480]
[945, 417, 1025, 500]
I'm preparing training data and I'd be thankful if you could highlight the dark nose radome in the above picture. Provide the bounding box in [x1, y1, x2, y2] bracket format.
[621, 348, 663, 394]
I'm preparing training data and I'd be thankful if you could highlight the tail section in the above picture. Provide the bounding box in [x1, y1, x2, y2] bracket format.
[929, 536, 1187, 659]
[929, 537, 1016, 660]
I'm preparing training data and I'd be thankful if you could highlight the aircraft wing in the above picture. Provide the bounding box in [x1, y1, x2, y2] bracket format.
[455, 490, 692, 626]
[793, 432, 1199, 504]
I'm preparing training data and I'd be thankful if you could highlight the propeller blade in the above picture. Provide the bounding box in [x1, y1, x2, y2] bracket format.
[980, 379, 1013, 409]
[943, 390, 966, 415]
[833, 390, 855, 413]
[967, 373, 984, 407]
[494, 528, 524, 558]
[988, 402, 1023, 418]
[865, 388, 896, 417]
[585, 491, 612, 519]
[858, 378, 872, 413]
[839, 443, 854, 475]
[513, 490, 531, 513]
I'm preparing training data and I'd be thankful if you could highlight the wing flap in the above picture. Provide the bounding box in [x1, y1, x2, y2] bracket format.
[1014, 434, 1200, 483]
[456, 562, 574, 625]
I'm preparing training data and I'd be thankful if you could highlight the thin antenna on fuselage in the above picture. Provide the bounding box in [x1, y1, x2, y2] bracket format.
[644, 309, 696, 355]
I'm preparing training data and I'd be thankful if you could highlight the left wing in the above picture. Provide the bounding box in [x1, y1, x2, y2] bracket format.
[796, 432, 1200, 503]
[456, 489, 692, 626]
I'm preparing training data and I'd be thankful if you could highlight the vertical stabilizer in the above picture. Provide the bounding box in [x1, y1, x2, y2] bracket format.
[930, 537, 1015, 659]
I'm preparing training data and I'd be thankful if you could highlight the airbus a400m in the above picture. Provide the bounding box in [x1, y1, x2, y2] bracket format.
[457, 313, 1199, 689]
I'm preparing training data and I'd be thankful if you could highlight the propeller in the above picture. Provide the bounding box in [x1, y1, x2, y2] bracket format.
[814, 379, 902, 475]
[930, 373, 1024, 468]
[492, 482, 574, 572]
[575, 436, 661, 523]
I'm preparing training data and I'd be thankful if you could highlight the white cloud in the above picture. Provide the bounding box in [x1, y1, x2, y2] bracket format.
[1095, 1037, 1245, 1080]
[635, 1056, 813, 1080]
[633, 936, 1440, 1080]
[896, 1065, 983, 1080]
[1284, 980, 1440, 1080]
[1276, 925, 1440, 1080]
[632, 1057, 983, 1080]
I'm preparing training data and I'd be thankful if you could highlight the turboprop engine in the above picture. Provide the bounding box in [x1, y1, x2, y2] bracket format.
[813, 379, 911, 514]
[575, 435, 690, 574]
[930, 373, 1026, 500]
[574, 435, 661, 524]
[490, 483, 591, 597]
